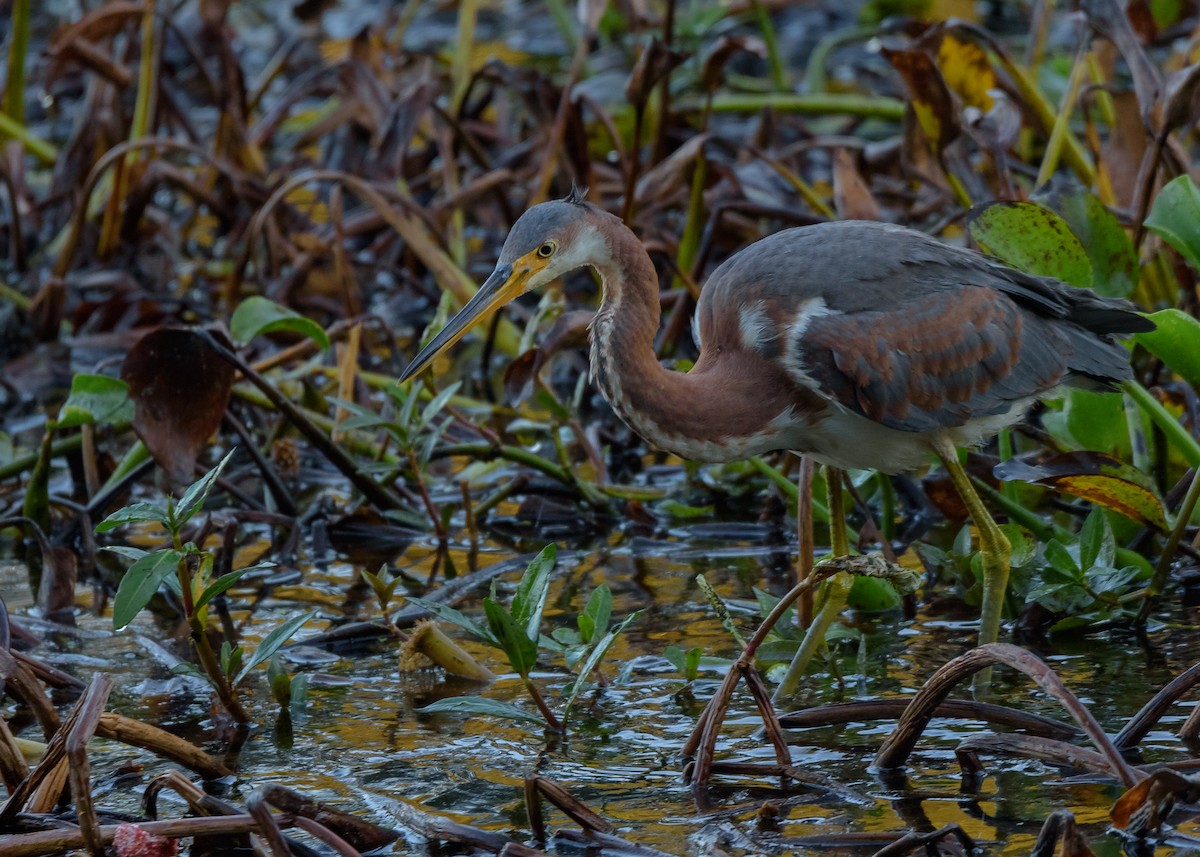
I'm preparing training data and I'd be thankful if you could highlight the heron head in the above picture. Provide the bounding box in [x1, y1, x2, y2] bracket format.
[399, 189, 606, 383]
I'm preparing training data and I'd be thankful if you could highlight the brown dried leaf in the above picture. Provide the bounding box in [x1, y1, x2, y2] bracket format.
[701, 36, 765, 92]
[1079, 0, 1163, 128]
[625, 38, 689, 108]
[1161, 60, 1200, 136]
[882, 45, 960, 156]
[121, 328, 235, 485]
[832, 148, 881, 221]
[1111, 769, 1200, 836]
[502, 310, 592, 404]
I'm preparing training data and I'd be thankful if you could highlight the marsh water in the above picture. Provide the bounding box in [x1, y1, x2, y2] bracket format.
[4, 519, 1199, 856]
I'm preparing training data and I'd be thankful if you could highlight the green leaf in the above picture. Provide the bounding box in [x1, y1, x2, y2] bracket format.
[419, 381, 461, 430]
[407, 597, 497, 646]
[484, 597, 538, 676]
[995, 452, 1171, 531]
[268, 657, 292, 707]
[57, 374, 135, 429]
[230, 296, 331, 350]
[1043, 539, 1081, 577]
[1088, 565, 1142, 594]
[655, 500, 715, 519]
[221, 641, 244, 678]
[562, 611, 639, 723]
[234, 610, 317, 685]
[664, 645, 705, 680]
[1145, 174, 1200, 271]
[289, 673, 310, 708]
[846, 576, 901, 612]
[967, 201, 1093, 287]
[1042, 389, 1132, 457]
[1078, 509, 1115, 570]
[416, 696, 545, 724]
[100, 545, 149, 562]
[174, 448, 236, 528]
[511, 545, 556, 643]
[1035, 186, 1138, 297]
[113, 549, 183, 630]
[97, 502, 170, 533]
[1134, 309, 1200, 389]
[194, 567, 254, 612]
[579, 585, 612, 645]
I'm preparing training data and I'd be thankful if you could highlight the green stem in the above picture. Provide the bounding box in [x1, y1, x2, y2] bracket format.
[750, 0, 787, 90]
[695, 92, 905, 119]
[1035, 39, 1088, 189]
[436, 442, 609, 509]
[771, 467, 852, 700]
[1123, 380, 1200, 467]
[3, 0, 29, 125]
[0, 111, 56, 164]
[1137, 466, 1200, 625]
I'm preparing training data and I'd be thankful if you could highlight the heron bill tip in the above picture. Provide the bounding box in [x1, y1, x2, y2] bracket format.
[397, 263, 526, 384]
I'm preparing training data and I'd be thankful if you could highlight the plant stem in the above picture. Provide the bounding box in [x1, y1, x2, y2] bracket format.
[1137, 466, 1200, 625]
[3, 0, 29, 125]
[1123, 380, 1200, 467]
[522, 676, 562, 732]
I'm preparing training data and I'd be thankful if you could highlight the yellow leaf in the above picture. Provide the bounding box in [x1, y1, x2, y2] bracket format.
[937, 33, 996, 110]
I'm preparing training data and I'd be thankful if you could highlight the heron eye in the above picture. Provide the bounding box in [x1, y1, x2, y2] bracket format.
[537, 242, 555, 258]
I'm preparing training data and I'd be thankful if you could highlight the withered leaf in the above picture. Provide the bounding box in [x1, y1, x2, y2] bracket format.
[121, 327, 235, 485]
[881, 45, 960, 157]
[993, 452, 1170, 530]
[832, 148, 881, 222]
[625, 39, 689, 108]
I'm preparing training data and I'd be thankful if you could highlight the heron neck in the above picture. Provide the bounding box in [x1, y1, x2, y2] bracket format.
[586, 229, 794, 462]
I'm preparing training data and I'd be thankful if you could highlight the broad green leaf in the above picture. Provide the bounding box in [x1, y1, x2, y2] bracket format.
[100, 545, 148, 562]
[579, 585, 612, 645]
[113, 549, 183, 630]
[1088, 565, 1142, 594]
[416, 696, 545, 724]
[484, 597, 538, 676]
[194, 567, 254, 612]
[1036, 186, 1138, 297]
[235, 610, 317, 685]
[1134, 309, 1200, 389]
[407, 597, 497, 646]
[847, 576, 901, 612]
[1078, 509, 1115, 570]
[1145, 174, 1200, 271]
[967, 201, 1093, 287]
[1043, 539, 1080, 577]
[1042, 389, 1131, 457]
[97, 502, 170, 532]
[511, 544, 556, 643]
[230, 296, 331, 350]
[174, 448, 236, 527]
[57, 374, 135, 429]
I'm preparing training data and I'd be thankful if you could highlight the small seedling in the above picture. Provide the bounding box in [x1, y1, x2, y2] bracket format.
[412, 545, 637, 732]
[96, 450, 316, 723]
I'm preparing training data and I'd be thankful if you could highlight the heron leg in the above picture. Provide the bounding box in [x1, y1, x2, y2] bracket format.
[931, 436, 1012, 649]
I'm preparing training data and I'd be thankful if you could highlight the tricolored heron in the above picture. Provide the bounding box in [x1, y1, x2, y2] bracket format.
[398, 188, 1153, 649]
